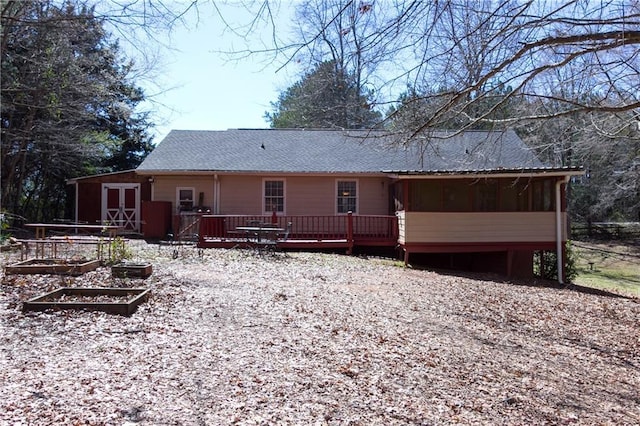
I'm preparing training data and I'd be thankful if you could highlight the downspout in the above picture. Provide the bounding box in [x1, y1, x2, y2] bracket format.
[214, 174, 220, 214]
[555, 176, 570, 284]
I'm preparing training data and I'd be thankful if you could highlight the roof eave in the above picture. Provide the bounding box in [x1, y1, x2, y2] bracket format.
[384, 167, 584, 179]
[66, 169, 138, 184]
[136, 169, 389, 177]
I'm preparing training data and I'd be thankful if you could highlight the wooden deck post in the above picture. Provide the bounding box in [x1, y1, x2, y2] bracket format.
[346, 211, 354, 254]
[198, 217, 205, 246]
[506, 250, 513, 278]
[172, 215, 180, 239]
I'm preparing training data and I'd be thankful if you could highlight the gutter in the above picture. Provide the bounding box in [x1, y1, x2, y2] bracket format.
[385, 169, 584, 180]
[555, 176, 571, 284]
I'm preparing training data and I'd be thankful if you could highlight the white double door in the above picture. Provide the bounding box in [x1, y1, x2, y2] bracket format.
[101, 183, 140, 232]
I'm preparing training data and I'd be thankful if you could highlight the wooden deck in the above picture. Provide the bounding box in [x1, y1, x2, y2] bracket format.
[195, 213, 398, 252]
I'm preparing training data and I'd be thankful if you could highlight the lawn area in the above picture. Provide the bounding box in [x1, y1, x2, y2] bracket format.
[572, 239, 640, 297]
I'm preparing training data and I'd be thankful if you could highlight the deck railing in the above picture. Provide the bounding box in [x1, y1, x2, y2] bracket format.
[172, 213, 202, 241]
[197, 213, 398, 247]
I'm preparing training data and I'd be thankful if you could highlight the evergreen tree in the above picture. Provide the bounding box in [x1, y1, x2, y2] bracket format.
[1, 1, 153, 221]
[265, 60, 381, 129]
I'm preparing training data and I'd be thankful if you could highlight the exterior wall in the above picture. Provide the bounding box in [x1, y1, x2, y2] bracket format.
[74, 171, 151, 225]
[218, 175, 261, 214]
[153, 176, 214, 213]
[286, 176, 330, 215]
[358, 177, 390, 215]
[399, 211, 566, 244]
[77, 182, 102, 224]
[216, 175, 390, 216]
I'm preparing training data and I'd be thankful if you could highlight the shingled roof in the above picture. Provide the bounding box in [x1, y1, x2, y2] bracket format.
[136, 128, 548, 174]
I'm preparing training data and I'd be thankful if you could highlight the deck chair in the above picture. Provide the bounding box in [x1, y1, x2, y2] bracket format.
[281, 222, 292, 242]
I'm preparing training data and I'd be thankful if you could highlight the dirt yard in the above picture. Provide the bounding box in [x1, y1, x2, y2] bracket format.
[1, 241, 639, 425]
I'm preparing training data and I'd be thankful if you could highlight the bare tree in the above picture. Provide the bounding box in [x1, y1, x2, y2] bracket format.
[290, 1, 396, 101]
[240, 1, 638, 135]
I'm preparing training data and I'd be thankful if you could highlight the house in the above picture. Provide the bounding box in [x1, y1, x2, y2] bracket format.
[70, 128, 582, 280]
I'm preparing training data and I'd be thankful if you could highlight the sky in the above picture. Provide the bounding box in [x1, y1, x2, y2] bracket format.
[135, 4, 296, 143]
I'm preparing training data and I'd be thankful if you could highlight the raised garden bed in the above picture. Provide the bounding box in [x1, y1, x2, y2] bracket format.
[111, 262, 153, 278]
[5, 258, 100, 276]
[23, 287, 150, 316]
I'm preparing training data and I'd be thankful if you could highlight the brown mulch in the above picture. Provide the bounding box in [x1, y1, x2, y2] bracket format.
[1, 241, 639, 425]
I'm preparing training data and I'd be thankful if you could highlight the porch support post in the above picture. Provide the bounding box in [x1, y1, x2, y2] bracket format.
[506, 250, 514, 278]
[172, 215, 180, 239]
[403, 180, 410, 210]
[346, 211, 354, 255]
[198, 216, 205, 248]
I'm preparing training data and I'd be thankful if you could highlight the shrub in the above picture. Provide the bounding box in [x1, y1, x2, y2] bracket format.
[534, 241, 578, 283]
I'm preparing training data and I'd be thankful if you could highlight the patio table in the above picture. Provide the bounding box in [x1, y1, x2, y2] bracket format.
[25, 223, 122, 239]
[235, 226, 284, 243]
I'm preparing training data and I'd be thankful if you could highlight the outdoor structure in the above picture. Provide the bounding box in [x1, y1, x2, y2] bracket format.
[67, 170, 152, 234]
[67, 170, 171, 238]
[71, 128, 583, 280]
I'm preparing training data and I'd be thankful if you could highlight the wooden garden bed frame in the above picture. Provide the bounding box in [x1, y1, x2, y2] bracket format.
[23, 287, 150, 316]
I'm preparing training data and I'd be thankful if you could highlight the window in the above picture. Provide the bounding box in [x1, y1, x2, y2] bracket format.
[264, 180, 284, 213]
[409, 180, 441, 211]
[443, 181, 471, 211]
[532, 179, 554, 211]
[473, 180, 498, 211]
[337, 180, 357, 213]
[177, 187, 195, 212]
[500, 180, 529, 211]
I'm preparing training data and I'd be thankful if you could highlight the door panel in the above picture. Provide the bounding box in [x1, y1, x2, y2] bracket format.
[122, 187, 138, 230]
[102, 184, 140, 232]
[107, 188, 120, 209]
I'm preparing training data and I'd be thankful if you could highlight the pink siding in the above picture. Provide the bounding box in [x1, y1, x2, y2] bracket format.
[219, 175, 262, 214]
[152, 174, 392, 216]
[287, 177, 331, 215]
[218, 175, 391, 216]
[153, 176, 214, 213]
[358, 178, 389, 215]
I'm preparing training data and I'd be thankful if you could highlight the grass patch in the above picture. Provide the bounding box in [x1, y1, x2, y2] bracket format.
[572, 240, 640, 297]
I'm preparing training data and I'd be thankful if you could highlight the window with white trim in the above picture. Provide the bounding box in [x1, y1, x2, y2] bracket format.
[176, 187, 195, 212]
[337, 180, 357, 214]
[264, 179, 285, 214]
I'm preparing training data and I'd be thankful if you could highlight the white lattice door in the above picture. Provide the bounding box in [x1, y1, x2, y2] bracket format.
[101, 184, 140, 232]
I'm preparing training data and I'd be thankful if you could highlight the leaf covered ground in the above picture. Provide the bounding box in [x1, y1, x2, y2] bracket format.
[1, 241, 639, 425]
